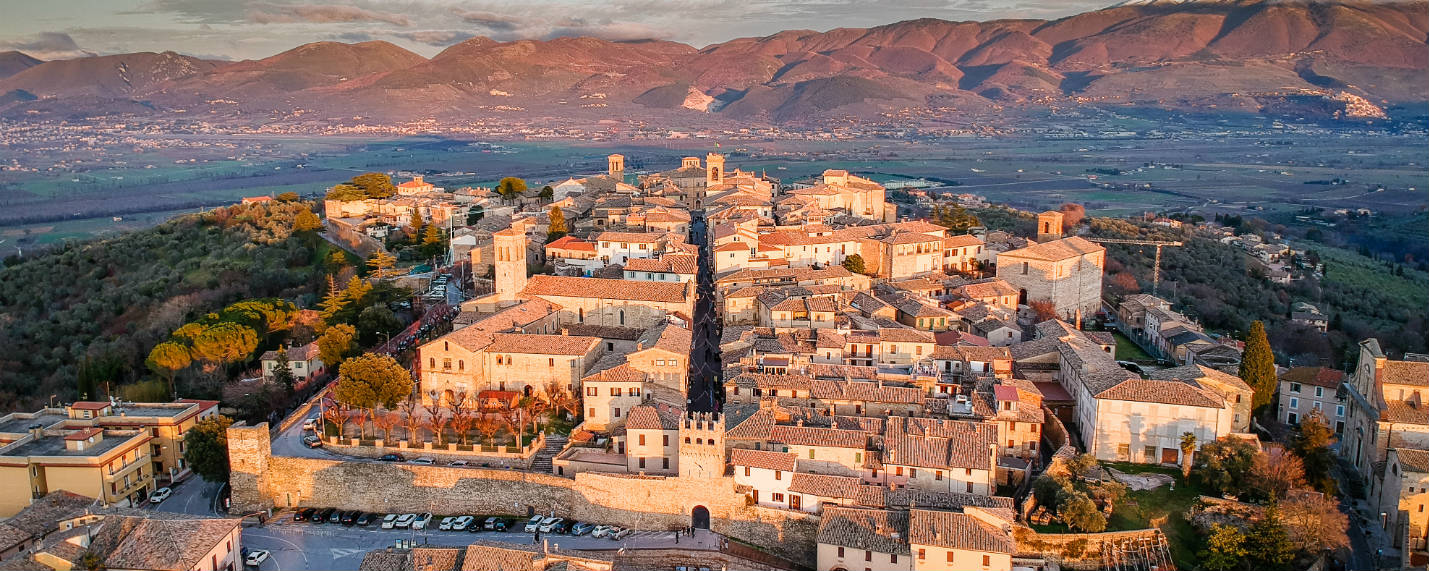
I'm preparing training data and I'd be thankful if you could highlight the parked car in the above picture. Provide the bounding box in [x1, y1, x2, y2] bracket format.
[327, 509, 343, 524]
[302, 435, 323, 448]
[523, 516, 544, 533]
[294, 508, 317, 522]
[340, 510, 359, 526]
[148, 487, 172, 504]
[450, 516, 475, 531]
[314, 508, 336, 524]
[356, 513, 376, 527]
[610, 527, 632, 540]
[438, 516, 457, 531]
[449, 460, 470, 467]
[379, 453, 405, 462]
[244, 549, 270, 567]
[571, 522, 595, 536]
[381, 514, 399, 529]
[410, 457, 435, 465]
[393, 513, 417, 529]
[538, 517, 563, 533]
[302, 417, 318, 431]
[412, 513, 433, 530]
[554, 520, 575, 534]
[590, 525, 613, 538]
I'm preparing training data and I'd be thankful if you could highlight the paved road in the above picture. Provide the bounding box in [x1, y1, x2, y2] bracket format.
[151, 476, 224, 517]
[686, 213, 722, 413]
[243, 516, 720, 570]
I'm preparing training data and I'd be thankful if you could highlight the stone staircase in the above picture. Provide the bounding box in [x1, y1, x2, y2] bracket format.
[528, 434, 567, 474]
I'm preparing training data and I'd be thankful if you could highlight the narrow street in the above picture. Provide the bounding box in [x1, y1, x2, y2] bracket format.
[686, 213, 721, 413]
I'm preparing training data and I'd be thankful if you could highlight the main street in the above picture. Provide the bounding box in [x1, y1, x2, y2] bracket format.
[686, 212, 721, 413]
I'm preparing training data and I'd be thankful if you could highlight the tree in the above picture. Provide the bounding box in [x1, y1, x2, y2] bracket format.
[544, 381, 580, 421]
[270, 347, 296, 392]
[932, 204, 980, 233]
[421, 224, 445, 258]
[1195, 436, 1260, 497]
[1199, 523, 1248, 571]
[191, 322, 259, 369]
[1282, 491, 1350, 554]
[1033, 474, 1069, 513]
[276, 191, 300, 202]
[1179, 432, 1197, 479]
[343, 275, 374, 307]
[1109, 272, 1140, 294]
[1028, 300, 1059, 323]
[351, 172, 396, 199]
[1240, 320, 1277, 414]
[1252, 446, 1307, 501]
[408, 206, 425, 238]
[79, 550, 104, 571]
[1057, 489, 1106, 532]
[334, 353, 413, 412]
[450, 408, 477, 445]
[1065, 453, 1099, 480]
[1294, 409, 1337, 492]
[426, 410, 451, 446]
[496, 177, 528, 203]
[372, 410, 400, 442]
[398, 394, 423, 442]
[293, 209, 323, 233]
[319, 275, 348, 319]
[475, 413, 506, 445]
[324, 403, 349, 438]
[183, 414, 234, 483]
[316, 323, 359, 368]
[146, 342, 192, 398]
[547, 206, 568, 242]
[367, 250, 398, 279]
[1245, 504, 1295, 571]
[357, 305, 402, 346]
[1059, 203, 1086, 228]
[539, 185, 554, 201]
[841, 254, 866, 275]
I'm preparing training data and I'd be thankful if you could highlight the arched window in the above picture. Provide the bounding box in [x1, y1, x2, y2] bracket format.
[619, 309, 625, 326]
[496, 356, 504, 365]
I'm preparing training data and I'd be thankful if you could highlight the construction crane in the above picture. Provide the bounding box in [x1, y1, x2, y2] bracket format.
[1087, 237, 1184, 296]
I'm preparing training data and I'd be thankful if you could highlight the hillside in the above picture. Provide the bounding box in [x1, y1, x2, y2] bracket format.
[0, 51, 41, 80]
[0, 0, 1423, 123]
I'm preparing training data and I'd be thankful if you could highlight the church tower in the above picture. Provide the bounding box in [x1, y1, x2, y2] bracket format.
[705, 153, 725, 186]
[1037, 211, 1064, 243]
[492, 219, 529, 305]
[607, 154, 625, 181]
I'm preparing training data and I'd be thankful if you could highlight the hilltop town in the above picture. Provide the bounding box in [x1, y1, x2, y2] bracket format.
[0, 151, 1422, 571]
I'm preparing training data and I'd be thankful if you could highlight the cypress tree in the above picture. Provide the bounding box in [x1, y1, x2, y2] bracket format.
[1240, 320, 1277, 415]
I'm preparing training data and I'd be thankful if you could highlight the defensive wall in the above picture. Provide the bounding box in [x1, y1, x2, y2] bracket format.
[228, 423, 818, 562]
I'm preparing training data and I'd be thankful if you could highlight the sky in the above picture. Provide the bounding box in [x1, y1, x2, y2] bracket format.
[0, 0, 1117, 61]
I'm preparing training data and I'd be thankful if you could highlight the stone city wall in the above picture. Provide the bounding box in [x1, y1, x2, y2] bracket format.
[228, 423, 817, 562]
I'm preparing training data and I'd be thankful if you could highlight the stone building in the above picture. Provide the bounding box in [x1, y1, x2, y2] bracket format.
[1342, 338, 1429, 490]
[995, 236, 1105, 325]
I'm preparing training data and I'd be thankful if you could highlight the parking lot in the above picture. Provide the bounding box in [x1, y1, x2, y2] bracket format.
[242, 510, 719, 570]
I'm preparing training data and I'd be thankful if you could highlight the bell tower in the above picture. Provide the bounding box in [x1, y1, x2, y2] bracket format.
[607, 154, 625, 181]
[705, 153, 725, 186]
[492, 219, 529, 305]
[1037, 211, 1064, 243]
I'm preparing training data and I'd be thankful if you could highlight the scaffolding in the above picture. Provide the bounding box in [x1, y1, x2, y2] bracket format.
[1100, 530, 1176, 571]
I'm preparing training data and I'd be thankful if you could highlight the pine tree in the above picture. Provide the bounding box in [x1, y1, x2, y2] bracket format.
[271, 347, 296, 391]
[367, 250, 397, 278]
[319, 275, 348, 319]
[1240, 320, 1277, 415]
[1245, 504, 1295, 571]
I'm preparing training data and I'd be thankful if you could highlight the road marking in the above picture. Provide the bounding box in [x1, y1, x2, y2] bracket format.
[329, 548, 366, 559]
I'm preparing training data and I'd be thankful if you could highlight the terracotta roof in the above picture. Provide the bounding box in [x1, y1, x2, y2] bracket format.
[69, 402, 110, 411]
[522, 275, 689, 303]
[0, 491, 92, 548]
[771, 425, 867, 449]
[884, 418, 998, 470]
[595, 231, 665, 244]
[625, 254, 697, 275]
[1098, 378, 1224, 408]
[458, 543, 537, 571]
[816, 508, 910, 555]
[64, 428, 103, 441]
[790, 473, 862, 499]
[730, 448, 796, 472]
[561, 324, 644, 340]
[636, 322, 692, 354]
[1280, 367, 1345, 388]
[544, 235, 596, 252]
[483, 333, 599, 355]
[104, 517, 242, 571]
[437, 299, 559, 353]
[625, 405, 681, 431]
[958, 280, 1018, 300]
[1398, 448, 1429, 473]
[998, 236, 1104, 262]
[810, 381, 924, 405]
[725, 409, 776, 440]
[943, 234, 984, 248]
[908, 509, 1013, 554]
[1383, 360, 1429, 387]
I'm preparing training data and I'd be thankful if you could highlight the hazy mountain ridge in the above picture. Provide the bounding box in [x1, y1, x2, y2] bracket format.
[1, 0, 1424, 124]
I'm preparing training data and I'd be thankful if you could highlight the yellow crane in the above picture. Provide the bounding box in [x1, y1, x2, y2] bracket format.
[1087, 237, 1184, 296]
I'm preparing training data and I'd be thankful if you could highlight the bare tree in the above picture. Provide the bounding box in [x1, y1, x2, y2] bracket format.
[372, 409, 400, 442]
[1282, 490, 1350, 553]
[475, 413, 507, 446]
[544, 381, 580, 423]
[1252, 445, 1307, 500]
[323, 404, 347, 439]
[449, 392, 475, 446]
[398, 393, 423, 443]
[426, 410, 451, 447]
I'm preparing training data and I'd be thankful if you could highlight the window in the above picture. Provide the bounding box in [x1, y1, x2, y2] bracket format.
[935, 470, 943, 481]
[838, 547, 845, 558]
[1022, 261, 1029, 274]
[429, 357, 435, 368]
[1290, 397, 1299, 409]
[983, 554, 991, 566]
[589, 408, 596, 417]
[1337, 405, 1345, 418]
[443, 358, 451, 370]
[890, 554, 897, 564]
[1291, 382, 1302, 393]
[549, 358, 555, 367]
[1315, 386, 1324, 398]
[612, 387, 622, 397]
[809, 449, 816, 459]
[865, 551, 872, 562]
[948, 552, 955, 563]
[918, 549, 925, 560]
[639, 435, 646, 446]
[966, 481, 974, 493]
[910, 468, 917, 479]
[744, 466, 750, 477]
[663, 435, 670, 447]
[662, 458, 669, 469]
[775, 470, 782, 480]
[772, 493, 784, 502]
[638, 457, 646, 469]
[587, 387, 597, 396]
[614, 408, 621, 417]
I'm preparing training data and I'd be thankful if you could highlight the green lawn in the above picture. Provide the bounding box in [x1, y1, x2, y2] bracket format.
[1100, 462, 1206, 568]
[1111, 332, 1156, 364]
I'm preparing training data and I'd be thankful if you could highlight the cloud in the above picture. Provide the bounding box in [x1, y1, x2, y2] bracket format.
[391, 30, 478, 47]
[0, 32, 95, 60]
[248, 4, 410, 26]
[453, 10, 523, 32]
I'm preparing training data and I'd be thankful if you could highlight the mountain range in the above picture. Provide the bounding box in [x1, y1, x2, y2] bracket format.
[1, 0, 1424, 125]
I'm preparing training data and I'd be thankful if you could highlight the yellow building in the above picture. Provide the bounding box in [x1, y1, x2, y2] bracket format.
[0, 427, 154, 518]
[64, 399, 219, 483]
